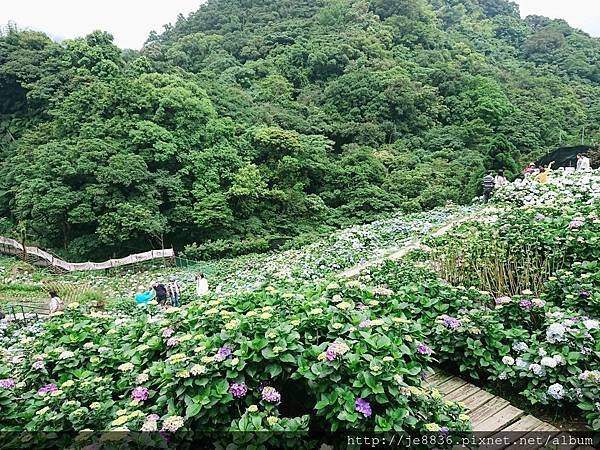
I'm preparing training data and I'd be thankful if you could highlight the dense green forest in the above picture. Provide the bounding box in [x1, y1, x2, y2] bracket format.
[1, 0, 599, 260]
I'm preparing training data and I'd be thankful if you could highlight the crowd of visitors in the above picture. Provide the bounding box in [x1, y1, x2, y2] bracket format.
[37, 153, 597, 314]
[482, 152, 592, 203]
[132, 273, 210, 308]
[44, 272, 212, 313]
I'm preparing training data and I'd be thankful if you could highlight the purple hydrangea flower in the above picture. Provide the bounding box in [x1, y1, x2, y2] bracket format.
[261, 386, 281, 403]
[417, 344, 433, 355]
[131, 386, 149, 401]
[356, 303, 366, 311]
[229, 383, 248, 398]
[162, 327, 174, 338]
[359, 320, 372, 328]
[519, 299, 532, 309]
[580, 291, 591, 299]
[0, 378, 16, 389]
[32, 360, 45, 370]
[215, 346, 232, 362]
[442, 316, 462, 329]
[568, 219, 584, 230]
[325, 347, 337, 361]
[355, 398, 372, 418]
[166, 337, 179, 347]
[38, 383, 58, 395]
[147, 414, 160, 421]
[495, 296, 511, 305]
[440, 426, 450, 435]
[159, 430, 171, 443]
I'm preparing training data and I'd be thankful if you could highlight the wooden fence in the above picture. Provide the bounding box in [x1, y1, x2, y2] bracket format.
[0, 236, 174, 272]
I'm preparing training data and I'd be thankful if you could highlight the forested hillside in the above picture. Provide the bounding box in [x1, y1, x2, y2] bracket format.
[1, 0, 599, 260]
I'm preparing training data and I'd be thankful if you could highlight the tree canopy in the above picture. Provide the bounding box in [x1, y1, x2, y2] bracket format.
[1, 1, 599, 259]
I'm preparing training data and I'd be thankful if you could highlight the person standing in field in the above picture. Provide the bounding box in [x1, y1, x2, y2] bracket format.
[48, 290, 64, 315]
[196, 273, 209, 296]
[522, 163, 536, 175]
[482, 171, 495, 203]
[577, 153, 591, 171]
[535, 161, 555, 184]
[152, 281, 168, 306]
[494, 169, 508, 188]
[167, 276, 181, 307]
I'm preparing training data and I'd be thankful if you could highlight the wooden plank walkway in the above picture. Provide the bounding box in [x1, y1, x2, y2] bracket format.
[423, 368, 569, 450]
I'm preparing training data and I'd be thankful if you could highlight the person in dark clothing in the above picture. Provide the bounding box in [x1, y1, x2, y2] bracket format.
[152, 281, 168, 306]
[482, 172, 495, 203]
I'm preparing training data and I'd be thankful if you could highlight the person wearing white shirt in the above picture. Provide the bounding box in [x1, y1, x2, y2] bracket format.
[48, 290, 64, 315]
[196, 273, 209, 296]
[494, 170, 508, 188]
[577, 153, 591, 171]
[581, 155, 591, 170]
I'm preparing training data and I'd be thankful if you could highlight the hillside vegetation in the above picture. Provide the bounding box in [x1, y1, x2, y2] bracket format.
[1, 0, 599, 260]
[0, 171, 599, 446]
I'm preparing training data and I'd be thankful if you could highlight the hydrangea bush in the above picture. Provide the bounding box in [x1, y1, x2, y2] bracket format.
[0, 282, 471, 448]
[368, 259, 599, 430]
[366, 172, 600, 431]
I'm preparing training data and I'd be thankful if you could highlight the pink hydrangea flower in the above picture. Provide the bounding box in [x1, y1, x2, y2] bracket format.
[229, 383, 248, 398]
[568, 218, 584, 230]
[131, 387, 149, 401]
[261, 386, 281, 403]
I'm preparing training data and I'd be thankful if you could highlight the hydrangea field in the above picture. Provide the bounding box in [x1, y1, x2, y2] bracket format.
[413, 171, 600, 430]
[0, 282, 472, 448]
[0, 172, 599, 448]
[3, 206, 471, 299]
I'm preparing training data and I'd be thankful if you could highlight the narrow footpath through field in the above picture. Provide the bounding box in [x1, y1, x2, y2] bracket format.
[338, 210, 479, 279]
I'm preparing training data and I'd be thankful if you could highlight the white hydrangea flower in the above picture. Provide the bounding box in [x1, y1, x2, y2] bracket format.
[512, 342, 529, 353]
[546, 323, 566, 343]
[547, 383, 565, 400]
[502, 356, 515, 366]
[583, 319, 599, 330]
[529, 364, 543, 376]
[540, 357, 557, 368]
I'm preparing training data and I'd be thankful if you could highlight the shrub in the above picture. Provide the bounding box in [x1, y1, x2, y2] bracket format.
[0, 282, 471, 447]
[182, 238, 270, 260]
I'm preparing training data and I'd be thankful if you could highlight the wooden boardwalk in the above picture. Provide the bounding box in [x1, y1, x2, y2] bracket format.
[424, 369, 595, 450]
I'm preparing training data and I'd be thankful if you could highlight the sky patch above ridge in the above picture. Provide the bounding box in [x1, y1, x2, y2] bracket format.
[1, 0, 598, 49]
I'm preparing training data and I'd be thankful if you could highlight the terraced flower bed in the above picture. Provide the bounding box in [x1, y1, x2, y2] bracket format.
[0, 172, 598, 447]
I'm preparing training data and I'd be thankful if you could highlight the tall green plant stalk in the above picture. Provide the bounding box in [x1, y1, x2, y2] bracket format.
[430, 228, 567, 297]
